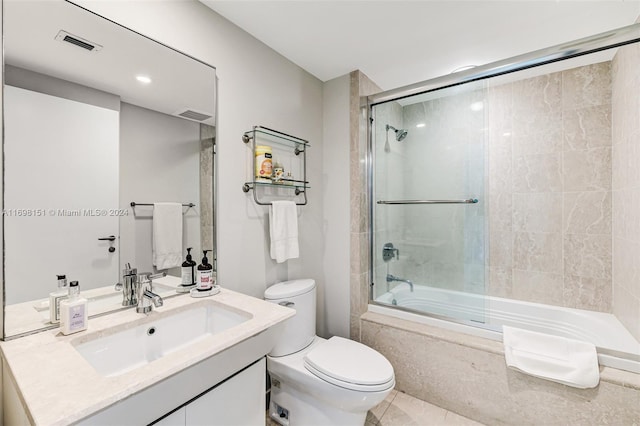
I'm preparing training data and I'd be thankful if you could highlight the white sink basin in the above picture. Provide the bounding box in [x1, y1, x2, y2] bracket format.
[73, 303, 251, 377]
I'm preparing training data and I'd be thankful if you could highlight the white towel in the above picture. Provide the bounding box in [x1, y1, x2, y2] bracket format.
[269, 200, 299, 263]
[502, 325, 599, 389]
[152, 202, 183, 270]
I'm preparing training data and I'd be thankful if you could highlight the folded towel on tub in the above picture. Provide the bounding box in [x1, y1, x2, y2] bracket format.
[502, 325, 599, 389]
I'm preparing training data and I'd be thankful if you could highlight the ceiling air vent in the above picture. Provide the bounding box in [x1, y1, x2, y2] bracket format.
[177, 110, 213, 122]
[55, 30, 103, 52]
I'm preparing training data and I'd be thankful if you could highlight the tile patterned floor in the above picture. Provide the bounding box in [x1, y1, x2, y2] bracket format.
[266, 389, 483, 426]
[366, 390, 483, 426]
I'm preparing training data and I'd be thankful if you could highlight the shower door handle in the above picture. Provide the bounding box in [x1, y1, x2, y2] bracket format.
[377, 198, 479, 205]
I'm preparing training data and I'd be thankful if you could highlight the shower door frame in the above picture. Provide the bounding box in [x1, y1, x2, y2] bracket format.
[366, 22, 640, 313]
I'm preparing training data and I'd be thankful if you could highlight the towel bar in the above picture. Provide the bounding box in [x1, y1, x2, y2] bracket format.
[130, 202, 195, 208]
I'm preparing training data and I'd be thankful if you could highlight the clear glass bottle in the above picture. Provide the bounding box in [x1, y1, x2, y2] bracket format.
[60, 281, 88, 335]
[49, 274, 68, 324]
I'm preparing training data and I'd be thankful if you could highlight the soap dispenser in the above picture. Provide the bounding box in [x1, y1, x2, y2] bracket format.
[178, 247, 197, 293]
[49, 274, 68, 324]
[191, 250, 219, 298]
[59, 281, 88, 335]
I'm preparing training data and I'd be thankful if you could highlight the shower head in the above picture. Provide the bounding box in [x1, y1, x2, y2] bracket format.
[385, 124, 408, 142]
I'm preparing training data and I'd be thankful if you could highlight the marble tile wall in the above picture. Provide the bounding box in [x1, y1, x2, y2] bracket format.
[200, 124, 215, 258]
[488, 62, 613, 312]
[611, 40, 640, 341]
[361, 312, 640, 425]
[350, 71, 381, 340]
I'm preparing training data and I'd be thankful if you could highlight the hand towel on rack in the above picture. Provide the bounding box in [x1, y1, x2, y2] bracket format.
[152, 202, 183, 270]
[269, 200, 299, 263]
[502, 325, 599, 389]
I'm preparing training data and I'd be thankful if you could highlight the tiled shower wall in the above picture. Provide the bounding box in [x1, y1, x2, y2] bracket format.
[349, 70, 381, 340]
[351, 57, 638, 338]
[611, 41, 640, 341]
[488, 62, 613, 312]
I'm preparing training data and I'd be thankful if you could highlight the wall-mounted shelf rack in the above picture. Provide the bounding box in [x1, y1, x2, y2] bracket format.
[242, 125, 309, 206]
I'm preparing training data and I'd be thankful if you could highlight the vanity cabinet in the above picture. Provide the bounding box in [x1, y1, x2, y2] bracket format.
[154, 358, 265, 426]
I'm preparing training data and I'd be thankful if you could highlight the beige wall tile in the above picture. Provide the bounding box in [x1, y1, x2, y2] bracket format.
[488, 267, 512, 298]
[563, 147, 612, 191]
[512, 72, 562, 114]
[488, 192, 512, 234]
[512, 153, 563, 193]
[562, 62, 611, 110]
[563, 191, 611, 235]
[512, 114, 562, 157]
[512, 232, 562, 274]
[612, 286, 640, 341]
[512, 192, 562, 233]
[512, 269, 563, 306]
[564, 234, 612, 280]
[563, 104, 612, 151]
[489, 231, 512, 269]
[612, 237, 640, 296]
[563, 274, 612, 312]
[564, 234, 611, 280]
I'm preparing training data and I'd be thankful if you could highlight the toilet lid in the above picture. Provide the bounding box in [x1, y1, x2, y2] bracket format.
[303, 337, 394, 391]
[264, 279, 315, 299]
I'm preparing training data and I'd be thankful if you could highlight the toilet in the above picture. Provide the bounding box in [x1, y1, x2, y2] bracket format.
[265, 279, 395, 426]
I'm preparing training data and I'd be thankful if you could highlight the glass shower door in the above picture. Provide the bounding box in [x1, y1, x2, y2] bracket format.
[371, 81, 488, 324]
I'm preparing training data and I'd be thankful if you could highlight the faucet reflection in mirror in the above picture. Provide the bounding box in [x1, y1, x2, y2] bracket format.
[2, 0, 217, 339]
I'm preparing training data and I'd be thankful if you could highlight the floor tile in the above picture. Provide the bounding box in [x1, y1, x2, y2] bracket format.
[366, 389, 398, 424]
[443, 410, 484, 425]
[377, 391, 449, 426]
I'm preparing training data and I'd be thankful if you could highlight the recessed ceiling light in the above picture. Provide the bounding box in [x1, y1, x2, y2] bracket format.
[470, 101, 484, 111]
[136, 75, 152, 84]
[416, 123, 426, 128]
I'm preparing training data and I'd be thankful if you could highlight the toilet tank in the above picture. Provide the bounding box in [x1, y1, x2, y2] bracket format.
[264, 279, 316, 357]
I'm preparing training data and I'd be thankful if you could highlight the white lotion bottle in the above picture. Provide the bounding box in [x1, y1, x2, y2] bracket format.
[60, 280, 88, 335]
[49, 274, 68, 324]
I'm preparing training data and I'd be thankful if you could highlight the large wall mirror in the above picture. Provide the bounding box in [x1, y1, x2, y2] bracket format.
[2, 0, 217, 338]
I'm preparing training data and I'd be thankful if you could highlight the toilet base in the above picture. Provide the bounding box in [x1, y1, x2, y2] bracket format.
[269, 378, 367, 426]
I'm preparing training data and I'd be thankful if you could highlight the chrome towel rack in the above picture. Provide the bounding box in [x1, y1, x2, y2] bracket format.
[377, 198, 479, 205]
[130, 202, 196, 208]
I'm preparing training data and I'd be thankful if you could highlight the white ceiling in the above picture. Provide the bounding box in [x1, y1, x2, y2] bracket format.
[5, 0, 216, 125]
[201, 0, 640, 90]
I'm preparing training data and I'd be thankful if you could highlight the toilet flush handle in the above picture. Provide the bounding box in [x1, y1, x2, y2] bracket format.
[278, 301, 295, 307]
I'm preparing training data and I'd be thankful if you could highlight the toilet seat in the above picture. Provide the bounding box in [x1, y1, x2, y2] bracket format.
[303, 337, 395, 392]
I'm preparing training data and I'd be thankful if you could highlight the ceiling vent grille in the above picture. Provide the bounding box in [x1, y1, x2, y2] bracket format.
[55, 30, 103, 52]
[177, 110, 212, 122]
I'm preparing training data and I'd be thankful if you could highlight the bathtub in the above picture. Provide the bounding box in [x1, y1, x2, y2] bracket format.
[373, 284, 640, 373]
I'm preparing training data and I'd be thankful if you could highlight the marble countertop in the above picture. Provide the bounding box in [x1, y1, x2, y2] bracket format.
[4, 275, 186, 337]
[0, 288, 295, 425]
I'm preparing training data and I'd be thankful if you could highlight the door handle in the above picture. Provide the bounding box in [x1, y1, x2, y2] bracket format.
[98, 235, 116, 241]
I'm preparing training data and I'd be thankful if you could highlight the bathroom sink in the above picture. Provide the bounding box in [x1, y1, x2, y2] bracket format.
[73, 303, 251, 377]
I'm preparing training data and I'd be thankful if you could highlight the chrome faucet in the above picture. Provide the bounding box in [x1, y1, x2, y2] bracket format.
[114, 263, 138, 306]
[386, 274, 414, 292]
[136, 272, 166, 314]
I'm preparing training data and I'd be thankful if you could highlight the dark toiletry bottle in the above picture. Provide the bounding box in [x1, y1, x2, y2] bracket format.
[196, 250, 213, 291]
[181, 247, 197, 286]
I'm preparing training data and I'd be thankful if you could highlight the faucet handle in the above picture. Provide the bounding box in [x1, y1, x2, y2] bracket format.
[115, 282, 123, 291]
[137, 271, 167, 285]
